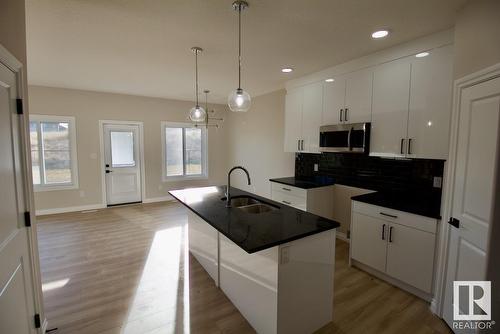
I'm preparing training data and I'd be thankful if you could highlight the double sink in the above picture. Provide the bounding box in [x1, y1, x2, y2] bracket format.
[222, 196, 280, 214]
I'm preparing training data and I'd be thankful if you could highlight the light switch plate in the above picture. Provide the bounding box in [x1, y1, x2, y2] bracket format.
[433, 176, 443, 188]
[314, 163, 319, 172]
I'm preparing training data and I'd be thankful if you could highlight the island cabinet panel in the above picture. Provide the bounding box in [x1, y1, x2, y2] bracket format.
[277, 230, 336, 334]
[219, 235, 279, 334]
[188, 212, 219, 285]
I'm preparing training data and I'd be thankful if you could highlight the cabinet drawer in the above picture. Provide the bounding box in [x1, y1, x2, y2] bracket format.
[271, 190, 306, 211]
[352, 201, 437, 234]
[271, 182, 307, 199]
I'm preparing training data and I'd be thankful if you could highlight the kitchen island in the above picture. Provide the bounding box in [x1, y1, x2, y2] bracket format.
[169, 186, 339, 334]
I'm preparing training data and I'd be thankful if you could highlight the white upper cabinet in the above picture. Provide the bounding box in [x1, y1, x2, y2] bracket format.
[284, 87, 303, 152]
[322, 75, 346, 125]
[344, 67, 373, 124]
[284, 83, 322, 153]
[371, 58, 411, 157]
[407, 45, 454, 159]
[322, 68, 373, 125]
[302, 82, 323, 153]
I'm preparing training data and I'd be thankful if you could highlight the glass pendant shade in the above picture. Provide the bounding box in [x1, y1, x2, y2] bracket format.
[228, 88, 251, 112]
[189, 105, 206, 122]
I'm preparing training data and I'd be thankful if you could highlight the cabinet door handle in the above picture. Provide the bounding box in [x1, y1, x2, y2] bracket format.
[282, 200, 291, 205]
[345, 108, 349, 122]
[382, 224, 386, 240]
[340, 109, 343, 122]
[282, 187, 291, 191]
[400, 138, 405, 155]
[408, 138, 412, 155]
[389, 226, 393, 243]
[380, 212, 398, 219]
[301, 139, 304, 151]
[297, 139, 300, 151]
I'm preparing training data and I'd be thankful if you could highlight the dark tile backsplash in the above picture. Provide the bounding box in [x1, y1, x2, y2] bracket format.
[295, 153, 445, 195]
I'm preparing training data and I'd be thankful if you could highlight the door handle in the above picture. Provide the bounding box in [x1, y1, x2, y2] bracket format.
[340, 109, 343, 122]
[106, 170, 113, 174]
[448, 217, 460, 228]
[382, 224, 386, 240]
[105, 164, 110, 168]
[408, 138, 412, 155]
[400, 138, 405, 155]
[389, 226, 393, 243]
[345, 108, 349, 122]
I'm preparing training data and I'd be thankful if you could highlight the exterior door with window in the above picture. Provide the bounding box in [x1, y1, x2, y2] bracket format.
[0, 56, 38, 333]
[103, 124, 142, 205]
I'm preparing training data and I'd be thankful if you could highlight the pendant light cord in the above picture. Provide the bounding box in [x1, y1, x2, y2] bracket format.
[195, 50, 199, 107]
[238, 3, 242, 90]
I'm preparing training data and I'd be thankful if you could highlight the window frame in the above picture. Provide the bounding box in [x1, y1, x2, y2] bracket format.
[30, 115, 79, 192]
[161, 121, 208, 182]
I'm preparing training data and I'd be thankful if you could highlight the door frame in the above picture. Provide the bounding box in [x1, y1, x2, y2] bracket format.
[0, 43, 46, 332]
[98, 120, 146, 206]
[433, 62, 500, 317]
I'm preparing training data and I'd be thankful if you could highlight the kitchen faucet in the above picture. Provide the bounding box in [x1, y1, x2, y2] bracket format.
[226, 166, 251, 207]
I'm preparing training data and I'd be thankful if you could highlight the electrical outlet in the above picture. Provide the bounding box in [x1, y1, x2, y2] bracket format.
[280, 246, 290, 264]
[433, 177, 443, 188]
[314, 163, 319, 172]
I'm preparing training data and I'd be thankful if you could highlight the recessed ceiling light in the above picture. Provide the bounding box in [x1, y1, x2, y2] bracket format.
[281, 68, 293, 73]
[325, 78, 335, 82]
[415, 52, 430, 58]
[371, 30, 389, 39]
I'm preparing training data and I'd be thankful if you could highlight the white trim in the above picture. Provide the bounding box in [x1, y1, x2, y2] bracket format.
[0, 43, 22, 72]
[143, 195, 175, 204]
[41, 318, 48, 334]
[433, 62, 500, 317]
[335, 231, 350, 243]
[35, 203, 106, 216]
[30, 114, 79, 192]
[98, 120, 146, 207]
[161, 121, 208, 182]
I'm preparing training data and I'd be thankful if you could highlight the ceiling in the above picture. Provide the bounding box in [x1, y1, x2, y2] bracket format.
[26, 0, 466, 104]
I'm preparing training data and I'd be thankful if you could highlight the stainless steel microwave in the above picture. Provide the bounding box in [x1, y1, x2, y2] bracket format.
[319, 123, 371, 153]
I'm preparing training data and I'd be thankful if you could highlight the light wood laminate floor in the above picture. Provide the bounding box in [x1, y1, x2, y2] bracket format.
[37, 202, 451, 334]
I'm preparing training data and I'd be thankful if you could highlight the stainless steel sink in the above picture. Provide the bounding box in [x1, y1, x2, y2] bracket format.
[221, 196, 279, 214]
[237, 203, 278, 214]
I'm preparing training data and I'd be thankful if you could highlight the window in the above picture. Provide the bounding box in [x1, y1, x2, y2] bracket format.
[30, 115, 78, 191]
[162, 122, 207, 180]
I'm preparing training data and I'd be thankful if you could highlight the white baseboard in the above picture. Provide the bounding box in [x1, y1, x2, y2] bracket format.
[41, 317, 48, 333]
[143, 195, 175, 203]
[35, 204, 106, 216]
[336, 231, 350, 243]
[430, 298, 439, 315]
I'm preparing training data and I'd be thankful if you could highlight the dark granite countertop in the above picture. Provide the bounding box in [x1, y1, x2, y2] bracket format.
[269, 176, 335, 189]
[351, 191, 442, 219]
[169, 186, 339, 254]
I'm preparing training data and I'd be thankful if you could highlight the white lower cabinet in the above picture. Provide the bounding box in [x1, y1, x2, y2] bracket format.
[350, 201, 438, 298]
[270, 181, 335, 219]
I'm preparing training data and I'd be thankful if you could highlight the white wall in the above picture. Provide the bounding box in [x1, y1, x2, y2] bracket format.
[29, 86, 229, 212]
[224, 89, 295, 198]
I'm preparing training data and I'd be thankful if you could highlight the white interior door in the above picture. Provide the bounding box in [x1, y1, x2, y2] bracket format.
[443, 76, 500, 331]
[103, 123, 142, 205]
[0, 61, 37, 332]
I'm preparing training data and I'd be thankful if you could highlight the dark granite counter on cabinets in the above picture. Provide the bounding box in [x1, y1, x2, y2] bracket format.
[169, 186, 339, 253]
[351, 190, 442, 219]
[269, 176, 335, 189]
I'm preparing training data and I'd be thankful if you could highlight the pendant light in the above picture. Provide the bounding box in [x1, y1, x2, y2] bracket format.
[189, 46, 206, 122]
[227, 0, 251, 112]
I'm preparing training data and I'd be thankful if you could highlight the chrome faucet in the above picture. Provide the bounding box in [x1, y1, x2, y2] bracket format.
[226, 166, 251, 207]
